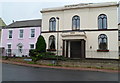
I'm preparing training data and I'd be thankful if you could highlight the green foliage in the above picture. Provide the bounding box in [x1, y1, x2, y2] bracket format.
[27, 61, 36, 64]
[29, 48, 66, 62]
[36, 35, 46, 53]
[2, 56, 8, 60]
[29, 49, 38, 57]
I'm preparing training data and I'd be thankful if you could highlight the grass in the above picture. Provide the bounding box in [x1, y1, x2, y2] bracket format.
[27, 61, 36, 64]
[2, 57, 119, 70]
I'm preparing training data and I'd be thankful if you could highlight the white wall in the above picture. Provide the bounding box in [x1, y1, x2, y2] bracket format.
[41, 3, 118, 59]
[42, 6, 118, 31]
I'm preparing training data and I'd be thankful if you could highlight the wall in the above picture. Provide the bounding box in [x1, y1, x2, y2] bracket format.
[41, 4, 118, 59]
[42, 6, 118, 31]
[1, 27, 40, 56]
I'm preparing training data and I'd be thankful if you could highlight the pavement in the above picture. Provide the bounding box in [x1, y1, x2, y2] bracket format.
[1, 60, 119, 73]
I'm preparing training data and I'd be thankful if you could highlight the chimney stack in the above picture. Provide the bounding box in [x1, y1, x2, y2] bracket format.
[12, 20, 14, 23]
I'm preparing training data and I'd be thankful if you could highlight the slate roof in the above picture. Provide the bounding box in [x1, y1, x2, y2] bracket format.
[6, 19, 42, 28]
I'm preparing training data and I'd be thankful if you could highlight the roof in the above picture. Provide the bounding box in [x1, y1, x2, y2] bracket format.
[41, 2, 118, 13]
[5, 19, 42, 28]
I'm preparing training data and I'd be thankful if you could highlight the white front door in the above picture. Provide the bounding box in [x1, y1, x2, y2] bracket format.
[17, 43, 23, 56]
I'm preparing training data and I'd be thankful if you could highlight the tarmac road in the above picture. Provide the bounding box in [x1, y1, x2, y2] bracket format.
[2, 63, 118, 81]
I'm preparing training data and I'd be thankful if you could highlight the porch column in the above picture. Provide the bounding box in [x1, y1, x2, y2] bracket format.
[81, 39, 85, 58]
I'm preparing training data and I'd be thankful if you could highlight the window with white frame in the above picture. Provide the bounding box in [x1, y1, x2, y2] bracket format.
[98, 34, 107, 50]
[98, 14, 107, 29]
[49, 35, 55, 49]
[30, 44, 34, 49]
[31, 29, 35, 38]
[19, 29, 24, 38]
[7, 44, 11, 55]
[49, 17, 56, 31]
[8, 30, 13, 39]
[72, 15, 80, 30]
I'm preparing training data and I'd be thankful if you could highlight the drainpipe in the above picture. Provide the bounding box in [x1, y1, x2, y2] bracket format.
[56, 17, 59, 64]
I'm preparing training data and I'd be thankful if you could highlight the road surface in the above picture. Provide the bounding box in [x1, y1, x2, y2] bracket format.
[2, 63, 118, 81]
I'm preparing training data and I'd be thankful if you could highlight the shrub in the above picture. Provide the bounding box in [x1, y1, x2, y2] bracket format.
[29, 49, 38, 57]
[2, 56, 8, 60]
[45, 52, 55, 56]
[36, 35, 46, 53]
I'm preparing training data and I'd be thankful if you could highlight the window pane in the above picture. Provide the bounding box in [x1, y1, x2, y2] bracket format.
[49, 22, 52, 31]
[98, 14, 107, 29]
[53, 21, 56, 31]
[7, 44, 11, 55]
[49, 18, 56, 31]
[77, 19, 80, 29]
[9, 30, 12, 38]
[31, 29, 35, 37]
[98, 34, 107, 50]
[98, 18, 102, 29]
[8, 44, 11, 49]
[72, 19, 76, 29]
[30, 44, 34, 49]
[19, 30, 23, 38]
[49, 35, 55, 49]
[72, 16, 80, 30]
[103, 18, 107, 29]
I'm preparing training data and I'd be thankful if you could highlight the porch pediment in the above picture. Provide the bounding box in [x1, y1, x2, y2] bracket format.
[61, 31, 86, 40]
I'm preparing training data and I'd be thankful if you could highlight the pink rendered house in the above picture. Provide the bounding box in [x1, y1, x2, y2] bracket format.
[1, 19, 41, 57]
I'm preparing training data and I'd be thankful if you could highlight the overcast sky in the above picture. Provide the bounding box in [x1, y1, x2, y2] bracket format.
[0, 0, 119, 25]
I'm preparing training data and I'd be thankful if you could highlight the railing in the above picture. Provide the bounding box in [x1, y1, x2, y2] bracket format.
[0, 49, 119, 59]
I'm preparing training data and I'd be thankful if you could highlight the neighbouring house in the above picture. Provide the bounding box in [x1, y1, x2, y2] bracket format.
[1, 19, 41, 57]
[0, 18, 6, 47]
[41, 2, 119, 59]
[0, 18, 6, 56]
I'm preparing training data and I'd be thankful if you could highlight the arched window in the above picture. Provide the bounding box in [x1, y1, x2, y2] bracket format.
[72, 15, 80, 30]
[49, 35, 55, 49]
[98, 34, 107, 50]
[49, 17, 56, 31]
[98, 14, 107, 29]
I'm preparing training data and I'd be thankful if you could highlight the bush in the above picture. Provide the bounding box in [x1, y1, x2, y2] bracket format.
[29, 49, 38, 57]
[2, 56, 8, 60]
[45, 52, 55, 56]
[36, 35, 46, 53]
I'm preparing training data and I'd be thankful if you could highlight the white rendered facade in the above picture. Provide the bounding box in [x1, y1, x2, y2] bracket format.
[41, 2, 119, 59]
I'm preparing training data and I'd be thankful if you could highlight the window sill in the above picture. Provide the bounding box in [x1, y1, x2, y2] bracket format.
[49, 31, 57, 32]
[29, 37, 35, 39]
[7, 38, 13, 40]
[72, 29, 80, 31]
[98, 29, 107, 30]
[18, 38, 23, 40]
[47, 49, 56, 51]
[97, 49, 109, 52]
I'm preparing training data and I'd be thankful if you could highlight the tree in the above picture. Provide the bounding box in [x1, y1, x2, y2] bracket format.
[36, 35, 46, 53]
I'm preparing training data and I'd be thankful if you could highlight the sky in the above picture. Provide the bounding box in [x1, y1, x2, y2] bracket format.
[0, 0, 119, 25]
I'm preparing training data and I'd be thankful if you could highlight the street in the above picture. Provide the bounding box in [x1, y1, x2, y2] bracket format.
[2, 63, 118, 81]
